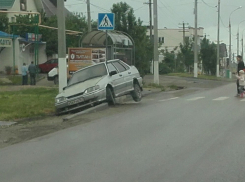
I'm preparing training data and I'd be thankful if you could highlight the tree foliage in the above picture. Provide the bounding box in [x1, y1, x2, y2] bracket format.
[0, 14, 9, 33]
[111, 2, 152, 76]
[8, 12, 87, 56]
[200, 37, 217, 75]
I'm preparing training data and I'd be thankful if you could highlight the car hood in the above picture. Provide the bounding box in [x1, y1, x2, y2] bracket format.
[56, 77, 104, 98]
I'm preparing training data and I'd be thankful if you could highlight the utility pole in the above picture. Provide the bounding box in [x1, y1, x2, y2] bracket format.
[144, 0, 153, 42]
[216, 0, 220, 77]
[153, 0, 159, 84]
[57, 0, 67, 93]
[87, 0, 91, 32]
[194, 0, 198, 78]
[242, 35, 244, 59]
[237, 31, 239, 56]
[179, 22, 189, 45]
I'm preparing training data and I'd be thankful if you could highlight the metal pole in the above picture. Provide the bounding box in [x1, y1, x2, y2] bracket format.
[183, 22, 185, 45]
[87, 0, 91, 32]
[57, 0, 67, 92]
[216, 0, 220, 77]
[229, 19, 232, 69]
[153, 0, 159, 84]
[12, 25, 16, 75]
[106, 30, 108, 63]
[149, 0, 152, 42]
[242, 35, 244, 59]
[194, 0, 198, 78]
[237, 29, 239, 56]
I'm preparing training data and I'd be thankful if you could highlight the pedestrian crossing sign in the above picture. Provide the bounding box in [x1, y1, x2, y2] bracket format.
[98, 13, 115, 30]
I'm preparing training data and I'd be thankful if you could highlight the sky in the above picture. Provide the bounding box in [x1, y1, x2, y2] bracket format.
[65, 0, 245, 55]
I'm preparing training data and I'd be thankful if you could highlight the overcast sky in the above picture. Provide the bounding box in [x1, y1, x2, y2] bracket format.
[66, 0, 245, 54]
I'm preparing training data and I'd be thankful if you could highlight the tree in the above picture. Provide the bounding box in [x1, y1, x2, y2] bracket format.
[200, 37, 217, 75]
[159, 47, 178, 74]
[0, 14, 9, 33]
[111, 2, 152, 76]
[178, 37, 194, 72]
[10, 12, 88, 56]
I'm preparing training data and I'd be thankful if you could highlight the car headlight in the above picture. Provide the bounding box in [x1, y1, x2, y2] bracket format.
[56, 97, 66, 103]
[84, 85, 100, 94]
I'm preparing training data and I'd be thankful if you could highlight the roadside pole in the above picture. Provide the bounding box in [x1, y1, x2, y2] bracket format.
[106, 30, 108, 63]
[57, 0, 67, 93]
[216, 0, 220, 77]
[194, 0, 198, 78]
[153, 0, 159, 84]
[87, 0, 91, 32]
[12, 25, 16, 75]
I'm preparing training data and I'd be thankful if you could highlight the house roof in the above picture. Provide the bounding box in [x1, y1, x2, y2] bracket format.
[41, 0, 70, 17]
[0, 0, 15, 9]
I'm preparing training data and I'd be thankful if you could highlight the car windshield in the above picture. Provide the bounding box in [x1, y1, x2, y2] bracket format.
[68, 64, 107, 86]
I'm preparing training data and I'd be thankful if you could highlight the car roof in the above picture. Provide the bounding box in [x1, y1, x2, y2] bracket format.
[73, 59, 121, 74]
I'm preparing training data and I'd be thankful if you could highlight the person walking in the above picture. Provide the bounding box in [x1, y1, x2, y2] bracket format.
[28, 61, 36, 85]
[236, 55, 244, 96]
[21, 63, 28, 85]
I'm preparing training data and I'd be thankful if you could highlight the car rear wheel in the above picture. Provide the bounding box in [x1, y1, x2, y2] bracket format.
[131, 83, 142, 102]
[106, 87, 116, 106]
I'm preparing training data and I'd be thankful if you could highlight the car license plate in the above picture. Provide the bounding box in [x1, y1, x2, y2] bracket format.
[68, 98, 84, 105]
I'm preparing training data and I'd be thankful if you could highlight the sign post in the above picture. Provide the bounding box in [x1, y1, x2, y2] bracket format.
[98, 13, 115, 63]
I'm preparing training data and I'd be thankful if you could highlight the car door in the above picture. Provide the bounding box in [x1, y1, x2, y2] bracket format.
[107, 63, 124, 96]
[111, 61, 129, 93]
[119, 61, 134, 90]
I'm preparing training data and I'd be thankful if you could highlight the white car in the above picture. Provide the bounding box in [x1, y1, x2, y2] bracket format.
[55, 59, 143, 115]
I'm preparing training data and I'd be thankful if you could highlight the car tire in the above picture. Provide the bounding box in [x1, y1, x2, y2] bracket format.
[106, 87, 116, 106]
[131, 83, 142, 102]
[54, 76, 59, 85]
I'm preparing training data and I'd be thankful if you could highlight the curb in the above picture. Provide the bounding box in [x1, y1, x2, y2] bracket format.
[63, 103, 109, 121]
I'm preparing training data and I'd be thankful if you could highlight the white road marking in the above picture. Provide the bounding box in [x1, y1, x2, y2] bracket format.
[159, 97, 179, 102]
[240, 99, 245, 101]
[213, 97, 229, 101]
[187, 97, 205, 101]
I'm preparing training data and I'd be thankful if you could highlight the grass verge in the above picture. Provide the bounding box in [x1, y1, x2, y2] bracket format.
[0, 75, 44, 85]
[0, 87, 58, 121]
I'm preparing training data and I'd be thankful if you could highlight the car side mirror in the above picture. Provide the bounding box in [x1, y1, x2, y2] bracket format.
[109, 71, 117, 76]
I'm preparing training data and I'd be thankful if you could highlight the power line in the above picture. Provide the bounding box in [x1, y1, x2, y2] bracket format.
[200, 0, 216, 8]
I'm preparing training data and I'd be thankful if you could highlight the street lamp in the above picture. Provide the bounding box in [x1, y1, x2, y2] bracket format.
[237, 20, 245, 56]
[229, 6, 242, 72]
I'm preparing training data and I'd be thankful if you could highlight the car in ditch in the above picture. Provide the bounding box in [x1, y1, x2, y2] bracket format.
[55, 59, 143, 115]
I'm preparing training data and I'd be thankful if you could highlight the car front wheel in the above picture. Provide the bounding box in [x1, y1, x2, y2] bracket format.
[131, 83, 142, 102]
[106, 87, 116, 106]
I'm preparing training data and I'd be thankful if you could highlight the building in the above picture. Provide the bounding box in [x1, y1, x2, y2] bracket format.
[147, 27, 204, 53]
[0, 0, 70, 22]
[0, 31, 47, 74]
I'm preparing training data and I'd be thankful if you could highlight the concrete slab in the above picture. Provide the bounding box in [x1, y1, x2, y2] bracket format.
[0, 121, 16, 126]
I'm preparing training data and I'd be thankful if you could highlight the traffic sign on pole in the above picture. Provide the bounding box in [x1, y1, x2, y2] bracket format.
[98, 13, 115, 30]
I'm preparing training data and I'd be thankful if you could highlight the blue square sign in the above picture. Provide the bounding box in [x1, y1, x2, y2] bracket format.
[98, 13, 115, 30]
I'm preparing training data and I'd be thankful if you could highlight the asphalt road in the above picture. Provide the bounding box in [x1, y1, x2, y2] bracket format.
[1, 83, 245, 182]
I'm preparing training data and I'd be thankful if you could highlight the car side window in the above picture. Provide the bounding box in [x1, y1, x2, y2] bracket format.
[54, 59, 58, 64]
[107, 63, 118, 73]
[120, 61, 130, 70]
[112, 62, 126, 72]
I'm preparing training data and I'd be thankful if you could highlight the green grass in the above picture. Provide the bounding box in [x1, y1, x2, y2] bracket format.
[0, 88, 58, 121]
[0, 75, 44, 85]
[144, 83, 165, 91]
